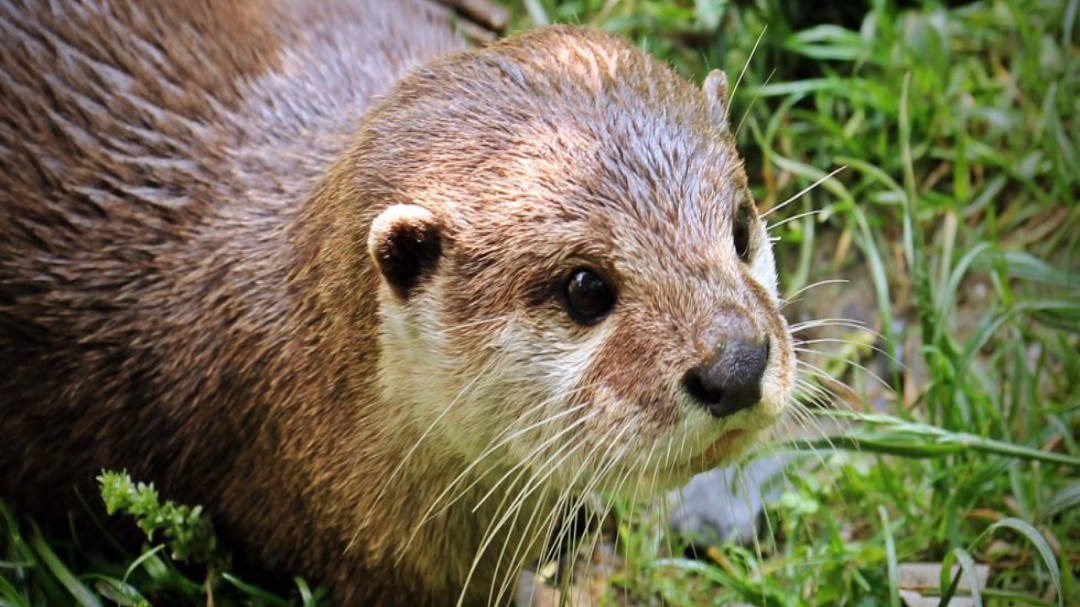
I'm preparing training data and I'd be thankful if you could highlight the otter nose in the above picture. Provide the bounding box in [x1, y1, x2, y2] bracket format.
[682, 339, 769, 419]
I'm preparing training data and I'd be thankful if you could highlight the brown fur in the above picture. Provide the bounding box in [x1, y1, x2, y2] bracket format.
[0, 1, 794, 604]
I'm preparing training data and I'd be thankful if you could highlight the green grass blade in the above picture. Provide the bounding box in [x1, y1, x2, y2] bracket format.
[1036, 481, 1080, 523]
[28, 526, 102, 607]
[879, 506, 900, 607]
[221, 572, 291, 607]
[651, 558, 795, 607]
[938, 548, 983, 607]
[984, 519, 1064, 606]
[122, 545, 166, 583]
[772, 411, 1080, 467]
[0, 575, 28, 607]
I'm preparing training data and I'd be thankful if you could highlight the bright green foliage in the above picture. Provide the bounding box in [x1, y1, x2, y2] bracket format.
[0, 473, 326, 607]
[98, 471, 227, 570]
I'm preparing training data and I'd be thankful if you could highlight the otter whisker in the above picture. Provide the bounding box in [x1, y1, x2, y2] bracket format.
[470, 408, 600, 514]
[734, 67, 776, 137]
[784, 402, 837, 452]
[789, 375, 842, 417]
[459, 422, 633, 607]
[766, 208, 825, 233]
[762, 165, 847, 220]
[795, 355, 892, 396]
[429, 386, 604, 596]
[789, 317, 872, 334]
[794, 336, 903, 372]
[488, 480, 560, 607]
[792, 376, 837, 409]
[397, 402, 592, 561]
[730, 25, 766, 104]
[354, 356, 502, 546]
[566, 432, 638, 594]
[632, 434, 664, 557]
[408, 416, 594, 578]
[780, 278, 850, 308]
[418, 397, 590, 521]
[503, 428, 634, 607]
[458, 440, 586, 607]
[491, 485, 570, 606]
[794, 349, 895, 395]
[489, 407, 627, 606]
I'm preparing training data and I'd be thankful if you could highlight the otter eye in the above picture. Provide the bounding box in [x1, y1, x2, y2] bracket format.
[733, 204, 752, 263]
[563, 268, 614, 325]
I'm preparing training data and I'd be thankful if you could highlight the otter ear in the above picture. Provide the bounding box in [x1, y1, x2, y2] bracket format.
[368, 204, 443, 299]
[703, 69, 730, 131]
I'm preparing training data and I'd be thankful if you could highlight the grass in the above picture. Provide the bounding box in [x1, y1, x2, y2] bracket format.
[3, 0, 1078, 605]
[1, 474, 325, 607]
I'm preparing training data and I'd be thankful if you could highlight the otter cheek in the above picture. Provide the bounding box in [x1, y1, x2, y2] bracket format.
[749, 225, 780, 305]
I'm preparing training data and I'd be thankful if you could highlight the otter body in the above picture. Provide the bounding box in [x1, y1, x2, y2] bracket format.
[0, 1, 794, 604]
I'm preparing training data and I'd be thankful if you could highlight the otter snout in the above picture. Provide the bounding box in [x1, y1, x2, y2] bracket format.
[682, 338, 770, 419]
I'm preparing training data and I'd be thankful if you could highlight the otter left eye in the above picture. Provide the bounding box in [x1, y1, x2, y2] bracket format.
[733, 204, 752, 263]
[563, 268, 615, 325]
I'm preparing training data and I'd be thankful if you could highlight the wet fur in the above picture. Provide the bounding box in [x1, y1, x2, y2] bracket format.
[0, 1, 793, 604]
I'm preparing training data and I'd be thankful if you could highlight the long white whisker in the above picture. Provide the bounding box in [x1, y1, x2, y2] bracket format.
[397, 402, 592, 560]
[457, 419, 624, 607]
[734, 66, 776, 137]
[470, 409, 599, 514]
[350, 356, 500, 551]
[762, 165, 847, 219]
[730, 25, 767, 102]
[766, 208, 824, 232]
[781, 278, 850, 305]
[796, 354, 893, 393]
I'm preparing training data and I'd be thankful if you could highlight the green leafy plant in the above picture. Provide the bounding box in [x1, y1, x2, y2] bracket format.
[98, 471, 228, 570]
[0, 473, 326, 607]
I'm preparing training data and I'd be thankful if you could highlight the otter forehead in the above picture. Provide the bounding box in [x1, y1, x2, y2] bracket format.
[367, 28, 770, 315]
[364, 25, 775, 322]
[479, 134, 752, 277]
[363, 26, 739, 211]
[448, 131, 757, 311]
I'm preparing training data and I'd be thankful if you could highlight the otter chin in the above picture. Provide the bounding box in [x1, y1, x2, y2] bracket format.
[0, 1, 794, 604]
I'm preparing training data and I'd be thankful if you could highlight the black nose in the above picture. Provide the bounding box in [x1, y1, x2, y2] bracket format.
[682, 339, 769, 419]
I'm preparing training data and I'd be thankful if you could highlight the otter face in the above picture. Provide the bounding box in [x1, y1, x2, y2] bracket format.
[364, 27, 794, 497]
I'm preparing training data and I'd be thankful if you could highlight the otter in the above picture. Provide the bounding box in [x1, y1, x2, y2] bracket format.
[0, 0, 795, 604]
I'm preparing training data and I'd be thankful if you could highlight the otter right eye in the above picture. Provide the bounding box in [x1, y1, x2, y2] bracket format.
[564, 268, 615, 325]
[733, 203, 752, 263]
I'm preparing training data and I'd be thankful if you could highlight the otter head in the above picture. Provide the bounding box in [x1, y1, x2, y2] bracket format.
[360, 26, 794, 495]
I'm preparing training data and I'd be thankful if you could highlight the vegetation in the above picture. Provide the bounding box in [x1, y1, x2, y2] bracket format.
[1, 472, 323, 607]
[2, 0, 1076, 605]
